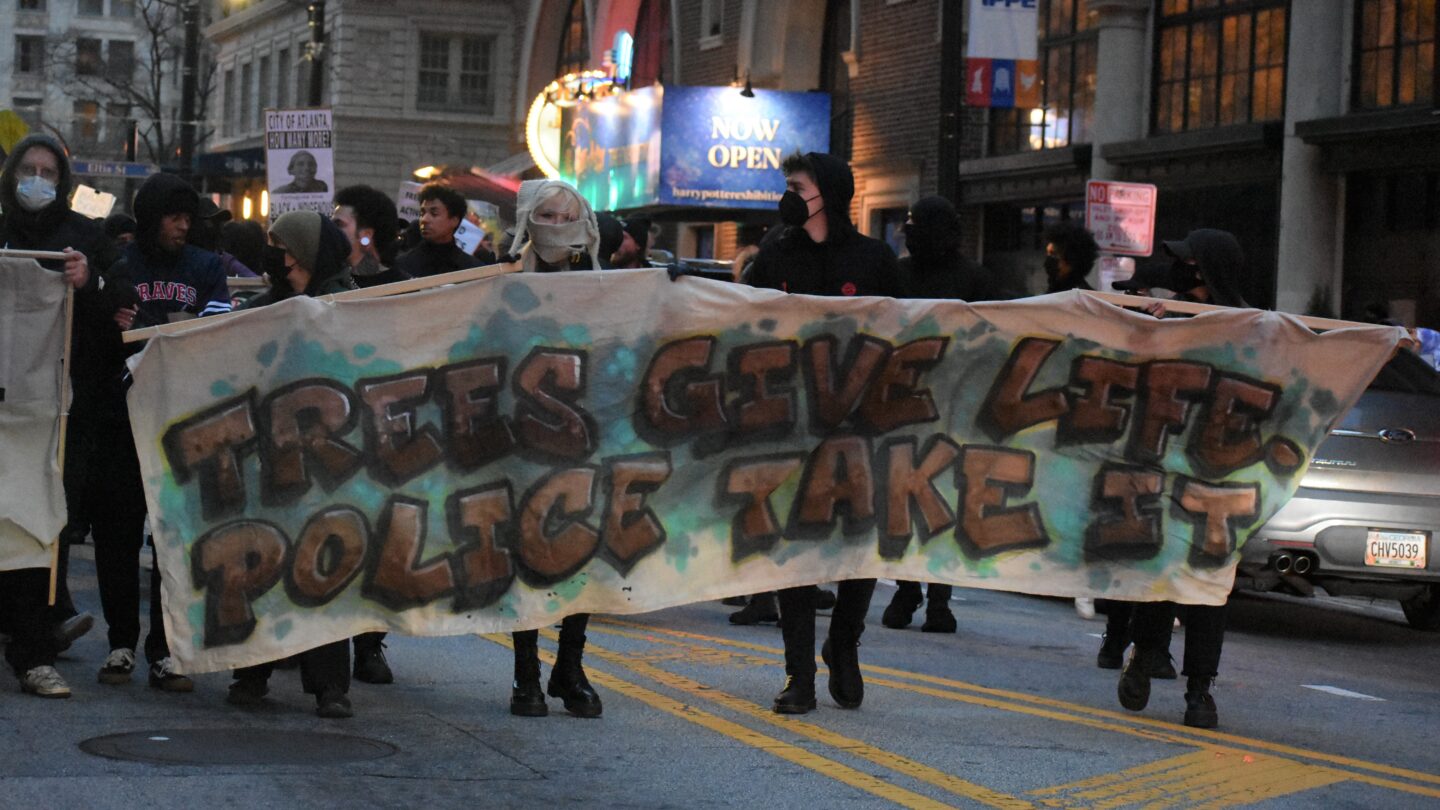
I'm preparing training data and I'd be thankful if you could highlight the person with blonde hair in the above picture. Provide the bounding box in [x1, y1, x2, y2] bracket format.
[506, 179, 602, 273]
[503, 178, 605, 718]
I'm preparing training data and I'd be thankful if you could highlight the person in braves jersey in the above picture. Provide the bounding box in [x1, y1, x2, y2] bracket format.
[94, 173, 231, 694]
[746, 151, 900, 715]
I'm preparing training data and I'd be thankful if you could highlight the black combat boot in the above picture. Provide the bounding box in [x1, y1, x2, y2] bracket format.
[821, 634, 864, 709]
[773, 675, 817, 714]
[510, 631, 548, 717]
[1183, 677, 1218, 729]
[547, 634, 602, 718]
[920, 584, 956, 633]
[881, 582, 923, 629]
[773, 587, 818, 714]
[1118, 646, 1169, 711]
[1096, 632, 1128, 670]
[729, 592, 779, 625]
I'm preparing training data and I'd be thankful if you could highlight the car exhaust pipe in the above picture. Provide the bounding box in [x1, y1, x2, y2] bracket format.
[1293, 554, 1313, 575]
[1273, 552, 1294, 574]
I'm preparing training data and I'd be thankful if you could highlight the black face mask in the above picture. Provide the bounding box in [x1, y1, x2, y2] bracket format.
[1043, 255, 1063, 282]
[261, 245, 290, 287]
[779, 191, 820, 228]
[1169, 260, 1204, 292]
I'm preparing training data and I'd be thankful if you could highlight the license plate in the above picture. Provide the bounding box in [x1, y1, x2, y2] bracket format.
[1364, 530, 1428, 569]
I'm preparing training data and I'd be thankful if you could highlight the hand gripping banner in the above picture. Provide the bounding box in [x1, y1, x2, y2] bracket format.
[126, 271, 1402, 673]
[0, 258, 69, 572]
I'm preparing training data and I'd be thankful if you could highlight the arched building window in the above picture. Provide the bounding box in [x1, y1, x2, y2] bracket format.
[631, 0, 671, 86]
[557, 0, 590, 76]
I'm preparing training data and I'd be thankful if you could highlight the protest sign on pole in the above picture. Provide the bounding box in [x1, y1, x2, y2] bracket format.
[965, 0, 1041, 109]
[0, 258, 71, 572]
[396, 181, 423, 223]
[265, 108, 335, 222]
[125, 272, 1402, 673]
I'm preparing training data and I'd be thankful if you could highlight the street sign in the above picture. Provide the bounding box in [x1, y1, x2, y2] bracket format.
[70, 160, 159, 178]
[1085, 180, 1157, 257]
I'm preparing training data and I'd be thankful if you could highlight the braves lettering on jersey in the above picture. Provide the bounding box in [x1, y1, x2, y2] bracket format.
[114, 242, 232, 327]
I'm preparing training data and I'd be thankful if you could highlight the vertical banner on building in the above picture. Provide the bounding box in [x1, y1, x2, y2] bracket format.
[265, 108, 335, 222]
[965, 0, 1041, 109]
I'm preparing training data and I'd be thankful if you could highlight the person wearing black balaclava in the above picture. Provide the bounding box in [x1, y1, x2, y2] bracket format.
[1108, 228, 1250, 730]
[747, 151, 900, 716]
[0, 133, 113, 698]
[98, 172, 232, 696]
[880, 195, 998, 635]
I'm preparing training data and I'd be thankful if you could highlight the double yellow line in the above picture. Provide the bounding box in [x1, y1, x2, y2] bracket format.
[485, 618, 1440, 808]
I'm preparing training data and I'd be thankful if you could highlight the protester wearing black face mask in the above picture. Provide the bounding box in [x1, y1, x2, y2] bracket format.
[1042, 220, 1098, 293]
[746, 151, 900, 717]
[880, 196, 1001, 635]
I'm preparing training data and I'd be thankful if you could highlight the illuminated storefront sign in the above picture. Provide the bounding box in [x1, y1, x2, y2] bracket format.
[542, 84, 830, 210]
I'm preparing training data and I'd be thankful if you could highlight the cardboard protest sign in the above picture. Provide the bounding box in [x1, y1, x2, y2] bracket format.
[0, 259, 69, 571]
[265, 108, 334, 222]
[126, 272, 1402, 673]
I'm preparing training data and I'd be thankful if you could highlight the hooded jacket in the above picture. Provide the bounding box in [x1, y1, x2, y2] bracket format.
[1171, 229, 1251, 308]
[244, 212, 357, 308]
[899, 196, 999, 302]
[106, 173, 231, 331]
[0, 134, 119, 415]
[747, 152, 900, 297]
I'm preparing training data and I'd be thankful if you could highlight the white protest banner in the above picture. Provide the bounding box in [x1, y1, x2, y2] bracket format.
[125, 273, 1403, 673]
[0, 258, 69, 571]
[396, 181, 424, 222]
[265, 108, 335, 222]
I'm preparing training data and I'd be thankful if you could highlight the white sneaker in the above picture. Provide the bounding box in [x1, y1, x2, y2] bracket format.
[1074, 598, 1097, 620]
[98, 648, 136, 684]
[21, 665, 72, 698]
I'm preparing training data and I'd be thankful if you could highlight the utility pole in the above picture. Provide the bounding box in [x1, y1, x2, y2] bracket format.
[937, 0, 964, 206]
[306, 0, 326, 107]
[178, 0, 201, 176]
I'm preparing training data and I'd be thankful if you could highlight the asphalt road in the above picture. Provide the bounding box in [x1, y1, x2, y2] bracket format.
[1, 546, 1437, 809]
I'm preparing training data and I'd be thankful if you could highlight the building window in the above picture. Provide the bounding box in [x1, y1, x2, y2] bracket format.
[418, 33, 496, 113]
[13, 98, 43, 130]
[16, 35, 45, 75]
[108, 40, 134, 82]
[77, 38, 103, 76]
[700, 0, 724, 44]
[277, 47, 291, 109]
[112, 0, 133, 16]
[19, 0, 46, 10]
[630, 0, 671, 86]
[78, 0, 104, 15]
[988, 0, 1097, 156]
[1355, 0, 1437, 109]
[259, 54, 272, 115]
[1153, 0, 1287, 135]
[241, 62, 254, 133]
[224, 67, 237, 137]
[557, 0, 589, 75]
[73, 100, 100, 145]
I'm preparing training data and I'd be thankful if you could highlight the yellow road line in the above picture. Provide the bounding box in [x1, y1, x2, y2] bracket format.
[478, 634, 955, 810]
[1032, 750, 1349, 810]
[594, 617, 1440, 799]
[551, 629, 1034, 810]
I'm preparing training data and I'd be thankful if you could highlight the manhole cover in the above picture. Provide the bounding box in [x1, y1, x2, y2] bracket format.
[80, 729, 397, 765]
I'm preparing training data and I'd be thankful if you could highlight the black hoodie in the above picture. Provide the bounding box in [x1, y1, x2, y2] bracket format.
[1174, 229, 1251, 309]
[0, 134, 119, 415]
[747, 152, 900, 297]
[899, 195, 999, 302]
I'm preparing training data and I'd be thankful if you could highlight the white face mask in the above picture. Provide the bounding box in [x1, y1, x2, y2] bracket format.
[15, 175, 58, 212]
[528, 218, 592, 265]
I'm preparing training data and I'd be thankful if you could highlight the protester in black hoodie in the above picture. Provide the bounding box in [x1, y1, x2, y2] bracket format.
[747, 151, 899, 716]
[96, 172, 231, 695]
[228, 211, 356, 719]
[1109, 228, 1250, 730]
[0, 134, 111, 697]
[881, 195, 995, 635]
